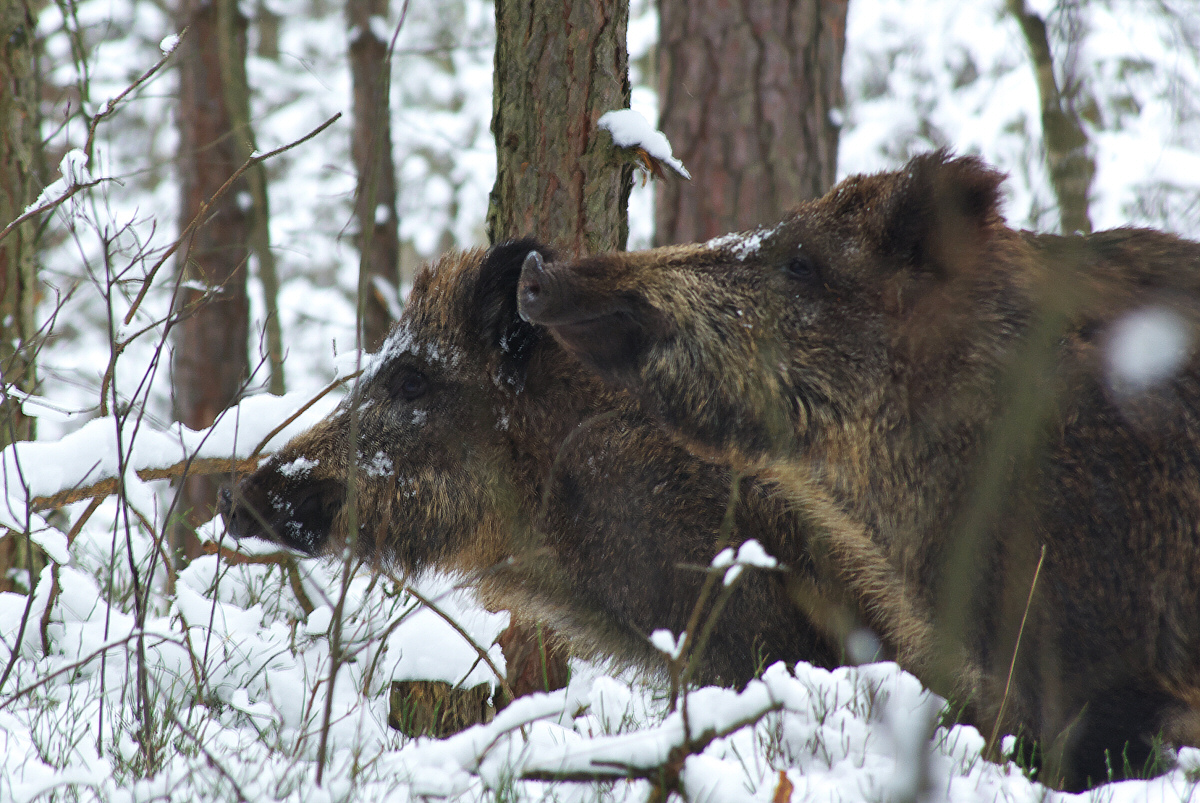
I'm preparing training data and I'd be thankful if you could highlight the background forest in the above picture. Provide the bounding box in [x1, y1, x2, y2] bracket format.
[1, 0, 1200, 800]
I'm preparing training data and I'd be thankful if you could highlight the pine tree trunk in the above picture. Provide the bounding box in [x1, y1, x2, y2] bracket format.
[487, 0, 633, 700]
[487, 0, 632, 258]
[0, 0, 41, 592]
[654, 0, 847, 245]
[348, 0, 402, 352]
[172, 0, 252, 564]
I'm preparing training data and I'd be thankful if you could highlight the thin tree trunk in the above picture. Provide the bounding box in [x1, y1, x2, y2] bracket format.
[1007, 0, 1094, 235]
[172, 0, 252, 564]
[488, 0, 633, 699]
[0, 0, 41, 592]
[487, 0, 632, 257]
[654, 0, 847, 245]
[348, 0, 402, 352]
[217, 0, 285, 393]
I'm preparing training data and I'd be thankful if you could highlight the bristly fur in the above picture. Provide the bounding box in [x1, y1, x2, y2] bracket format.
[524, 152, 1200, 791]
[223, 242, 938, 689]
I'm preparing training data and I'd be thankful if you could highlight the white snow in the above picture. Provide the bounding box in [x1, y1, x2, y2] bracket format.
[598, 108, 691, 180]
[711, 538, 781, 586]
[649, 628, 686, 660]
[158, 33, 179, 54]
[23, 149, 92, 217]
[704, 224, 777, 261]
[277, 454, 318, 478]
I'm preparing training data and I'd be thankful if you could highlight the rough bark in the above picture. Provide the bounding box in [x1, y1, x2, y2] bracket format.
[0, 0, 41, 592]
[487, 0, 633, 697]
[654, 0, 847, 245]
[487, 0, 632, 257]
[347, 0, 402, 352]
[0, 1, 38, 449]
[172, 0, 252, 564]
[1008, 0, 1095, 235]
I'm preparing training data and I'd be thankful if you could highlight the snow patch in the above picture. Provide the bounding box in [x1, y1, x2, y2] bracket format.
[649, 629, 686, 660]
[704, 225, 778, 261]
[598, 109, 691, 180]
[24, 149, 92, 217]
[277, 455, 318, 479]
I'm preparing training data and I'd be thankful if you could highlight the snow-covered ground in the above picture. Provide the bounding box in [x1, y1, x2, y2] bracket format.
[3, 0, 1199, 800]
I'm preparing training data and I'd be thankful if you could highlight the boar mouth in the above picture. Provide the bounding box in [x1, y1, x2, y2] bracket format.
[220, 478, 345, 556]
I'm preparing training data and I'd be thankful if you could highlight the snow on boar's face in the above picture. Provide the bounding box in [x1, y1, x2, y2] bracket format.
[518, 151, 1014, 466]
[221, 241, 558, 572]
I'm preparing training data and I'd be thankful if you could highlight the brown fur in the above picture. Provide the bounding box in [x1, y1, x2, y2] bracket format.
[519, 152, 1200, 790]
[220, 242, 936, 688]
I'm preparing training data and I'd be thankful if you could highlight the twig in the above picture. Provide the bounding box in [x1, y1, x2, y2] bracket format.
[668, 471, 742, 711]
[38, 495, 106, 653]
[0, 631, 183, 711]
[164, 709, 251, 802]
[987, 544, 1047, 756]
[122, 112, 341, 327]
[518, 700, 784, 786]
[83, 30, 183, 162]
[0, 36, 180, 247]
[249, 371, 360, 459]
[0, 179, 105, 245]
[402, 582, 516, 704]
[29, 456, 264, 512]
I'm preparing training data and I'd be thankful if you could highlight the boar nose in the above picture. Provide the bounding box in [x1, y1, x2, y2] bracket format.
[220, 484, 258, 540]
[218, 486, 234, 518]
[518, 250, 552, 322]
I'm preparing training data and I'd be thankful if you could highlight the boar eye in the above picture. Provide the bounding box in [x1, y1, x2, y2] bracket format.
[784, 253, 821, 284]
[389, 370, 428, 401]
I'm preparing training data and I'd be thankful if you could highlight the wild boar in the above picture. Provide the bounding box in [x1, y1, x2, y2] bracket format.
[517, 152, 1200, 789]
[219, 241, 941, 689]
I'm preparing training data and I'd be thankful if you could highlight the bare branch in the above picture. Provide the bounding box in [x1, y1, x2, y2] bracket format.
[122, 112, 342, 327]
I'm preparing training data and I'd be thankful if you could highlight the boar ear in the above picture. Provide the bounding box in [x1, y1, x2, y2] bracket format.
[474, 239, 553, 380]
[884, 150, 1006, 280]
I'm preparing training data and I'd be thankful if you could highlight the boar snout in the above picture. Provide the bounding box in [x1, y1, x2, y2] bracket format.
[220, 474, 345, 556]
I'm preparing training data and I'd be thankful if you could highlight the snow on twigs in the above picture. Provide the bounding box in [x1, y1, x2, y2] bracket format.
[598, 109, 691, 180]
[0, 387, 339, 507]
[23, 150, 93, 219]
[649, 628, 686, 660]
[712, 538, 782, 586]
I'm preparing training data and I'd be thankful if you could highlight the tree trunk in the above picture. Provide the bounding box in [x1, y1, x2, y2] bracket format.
[172, 0, 252, 564]
[217, 0, 285, 393]
[1007, 0, 1094, 235]
[654, 0, 847, 245]
[487, 0, 633, 699]
[487, 0, 632, 258]
[0, 0, 41, 592]
[347, 0, 402, 352]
